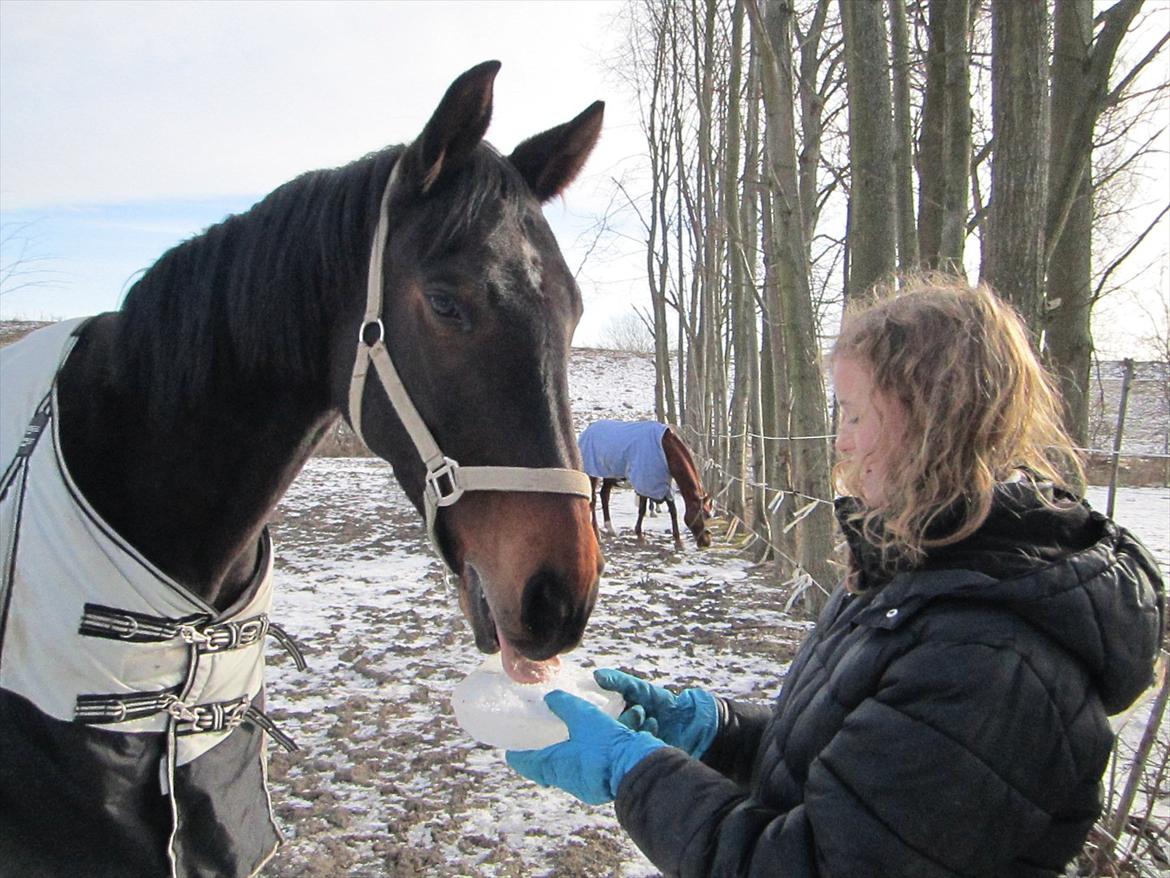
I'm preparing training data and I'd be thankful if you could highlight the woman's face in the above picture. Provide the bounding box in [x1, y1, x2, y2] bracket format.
[833, 356, 908, 507]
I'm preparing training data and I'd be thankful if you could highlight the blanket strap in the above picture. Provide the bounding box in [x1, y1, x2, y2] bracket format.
[74, 603, 305, 751]
[78, 603, 308, 668]
[74, 686, 299, 752]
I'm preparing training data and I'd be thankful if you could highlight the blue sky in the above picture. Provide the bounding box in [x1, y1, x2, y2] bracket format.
[0, 0, 645, 342]
[1, 197, 257, 318]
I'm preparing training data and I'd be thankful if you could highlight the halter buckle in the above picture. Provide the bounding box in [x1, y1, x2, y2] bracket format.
[426, 457, 464, 507]
[359, 318, 384, 347]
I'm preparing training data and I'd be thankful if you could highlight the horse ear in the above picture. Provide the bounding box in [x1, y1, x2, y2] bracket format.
[508, 101, 604, 202]
[410, 60, 501, 195]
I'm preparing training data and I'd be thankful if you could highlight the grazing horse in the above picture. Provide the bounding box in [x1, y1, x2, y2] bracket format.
[0, 62, 604, 878]
[578, 420, 713, 550]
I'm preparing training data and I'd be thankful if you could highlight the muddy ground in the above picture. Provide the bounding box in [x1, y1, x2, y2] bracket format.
[261, 458, 807, 877]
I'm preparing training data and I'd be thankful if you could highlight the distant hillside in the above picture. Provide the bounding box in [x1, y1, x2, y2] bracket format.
[3, 320, 1163, 483]
[0, 320, 52, 347]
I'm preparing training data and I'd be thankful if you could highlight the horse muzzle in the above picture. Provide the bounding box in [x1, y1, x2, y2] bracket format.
[446, 493, 601, 683]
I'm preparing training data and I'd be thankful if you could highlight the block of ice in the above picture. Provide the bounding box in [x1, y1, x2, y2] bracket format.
[452, 653, 625, 750]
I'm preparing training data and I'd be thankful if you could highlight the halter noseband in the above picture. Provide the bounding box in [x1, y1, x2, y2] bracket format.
[347, 161, 592, 556]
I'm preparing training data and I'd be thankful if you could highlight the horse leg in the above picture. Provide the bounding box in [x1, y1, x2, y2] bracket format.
[601, 479, 617, 536]
[665, 497, 683, 550]
[635, 494, 647, 543]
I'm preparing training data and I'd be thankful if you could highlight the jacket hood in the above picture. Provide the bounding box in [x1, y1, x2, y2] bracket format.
[838, 483, 1166, 715]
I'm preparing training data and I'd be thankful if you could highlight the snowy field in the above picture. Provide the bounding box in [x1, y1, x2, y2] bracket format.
[261, 348, 1168, 877]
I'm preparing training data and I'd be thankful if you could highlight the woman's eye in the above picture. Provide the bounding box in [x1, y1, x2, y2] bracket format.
[427, 294, 461, 321]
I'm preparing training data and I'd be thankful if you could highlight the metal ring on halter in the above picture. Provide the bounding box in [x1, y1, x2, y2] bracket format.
[426, 457, 465, 507]
[359, 319, 385, 347]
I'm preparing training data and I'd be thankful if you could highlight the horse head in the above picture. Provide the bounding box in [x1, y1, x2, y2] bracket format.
[339, 61, 604, 682]
[684, 492, 714, 548]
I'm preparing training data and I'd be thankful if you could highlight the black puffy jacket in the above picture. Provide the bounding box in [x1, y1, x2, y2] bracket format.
[615, 483, 1165, 877]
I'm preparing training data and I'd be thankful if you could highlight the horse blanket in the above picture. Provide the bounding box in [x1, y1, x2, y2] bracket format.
[578, 420, 672, 500]
[0, 319, 285, 877]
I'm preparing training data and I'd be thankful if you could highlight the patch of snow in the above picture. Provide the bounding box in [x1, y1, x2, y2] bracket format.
[260, 350, 1168, 876]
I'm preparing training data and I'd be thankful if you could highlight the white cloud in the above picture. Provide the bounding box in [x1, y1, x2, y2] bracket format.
[0, 0, 637, 209]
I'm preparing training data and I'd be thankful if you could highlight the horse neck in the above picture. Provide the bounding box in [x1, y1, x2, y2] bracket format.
[56, 159, 391, 609]
[662, 430, 703, 509]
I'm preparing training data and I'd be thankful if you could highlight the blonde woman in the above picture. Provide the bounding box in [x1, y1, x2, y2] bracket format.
[507, 276, 1165, 877]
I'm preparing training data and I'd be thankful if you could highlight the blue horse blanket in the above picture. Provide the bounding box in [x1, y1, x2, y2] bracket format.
[578, 420, 672, 500]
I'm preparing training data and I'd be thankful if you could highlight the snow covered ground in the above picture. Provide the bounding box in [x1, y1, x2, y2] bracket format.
[261, 348, 1168, 877]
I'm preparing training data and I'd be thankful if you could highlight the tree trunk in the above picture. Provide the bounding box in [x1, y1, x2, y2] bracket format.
[1045, 0, 1144, 444]
[889, 0, 919, 272]
[797, 0, 830, 249]
[672, 17, 690, 427]
[644, 2, 676, 426]
[917, 0, 970, 271]
[1045, 0, 1094, 443]
[839, 0, 897, 299]
[917, 0, 946, 267]
[744, 44, 769, 538]
[749, 0, 836, 613]
[725, 0, 750, 523]
[982, 0, 1048, 332]
[938, 0, 971, 269]
[759, 176, 791, 564]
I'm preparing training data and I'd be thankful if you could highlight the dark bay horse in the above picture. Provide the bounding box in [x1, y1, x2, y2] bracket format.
[0, 61, 604, 877]
[578, 420, 713, 549]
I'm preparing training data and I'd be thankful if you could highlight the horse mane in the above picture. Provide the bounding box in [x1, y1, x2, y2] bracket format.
[662, 427, 704, 497]
[113, 142, 526, 423]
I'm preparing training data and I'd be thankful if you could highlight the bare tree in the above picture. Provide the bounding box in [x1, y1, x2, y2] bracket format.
[917, 0, 972, 272]
[600, 310, 656, 354]
[749, 0, 836, 611]
[1045, 0, 1160, 443]
[889, 0, 920, 272]
[0, 221, 57, 307]
[839, 0, 897, 298]
[725, 0, 752, 523]
[981, 0, 1049, 329]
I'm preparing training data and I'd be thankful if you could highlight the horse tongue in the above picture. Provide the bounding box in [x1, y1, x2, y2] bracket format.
[498, 633, 561, 684]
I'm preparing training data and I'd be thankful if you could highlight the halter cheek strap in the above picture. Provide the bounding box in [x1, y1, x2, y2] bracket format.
[347, 160, 592, 556]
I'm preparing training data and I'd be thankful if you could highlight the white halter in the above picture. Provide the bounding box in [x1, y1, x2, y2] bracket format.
[347, 161, 592, 553]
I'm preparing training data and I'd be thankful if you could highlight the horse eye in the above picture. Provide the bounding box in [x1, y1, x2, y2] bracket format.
[427, 294, 462, 321]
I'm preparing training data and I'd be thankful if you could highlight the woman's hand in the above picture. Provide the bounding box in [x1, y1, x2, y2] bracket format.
[505, 690, 666, 805]
[593, 668, 720, 759]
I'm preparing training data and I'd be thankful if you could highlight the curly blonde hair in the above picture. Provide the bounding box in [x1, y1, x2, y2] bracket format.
[831, 274, 1084, 568]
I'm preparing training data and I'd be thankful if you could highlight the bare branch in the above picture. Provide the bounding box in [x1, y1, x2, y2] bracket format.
[1093, 202, 1170, 302]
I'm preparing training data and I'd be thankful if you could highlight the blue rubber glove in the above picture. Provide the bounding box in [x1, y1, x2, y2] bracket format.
[505, 690, 666, 805]
[593, 668, 720, 759]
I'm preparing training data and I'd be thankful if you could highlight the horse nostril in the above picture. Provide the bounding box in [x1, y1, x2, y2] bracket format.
[521, 568, 585, 656]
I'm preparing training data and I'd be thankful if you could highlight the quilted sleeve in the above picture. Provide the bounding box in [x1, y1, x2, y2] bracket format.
[616, 634, 1109, 877]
